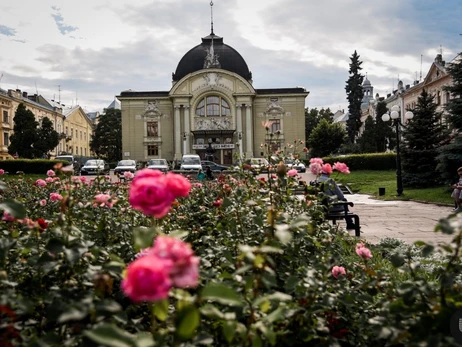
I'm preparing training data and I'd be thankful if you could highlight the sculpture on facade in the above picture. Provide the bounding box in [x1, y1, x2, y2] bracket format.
[203, 39, 221, 69]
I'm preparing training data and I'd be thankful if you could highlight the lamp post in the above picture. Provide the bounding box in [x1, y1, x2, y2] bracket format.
[382, 105, 414, 196]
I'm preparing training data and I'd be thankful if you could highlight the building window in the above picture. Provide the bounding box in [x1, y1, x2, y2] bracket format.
[3, 111, 8, 123]
[270, 119, 281, 133]
[446, 91, 451, 103]
[76, 147, 78, 155]
[80, 131, 82, 140]
[195, 96, 230, 117]
[71, 128, 73, 137]
[85, 148, 87, 155]
[147, 121, 158, 137]
[148, 145, 159, 156]
[196, 138, 204, 145]
[437, 91, 441, 105]
[3, 132, 9, 146]
[84, 132, 86, 141]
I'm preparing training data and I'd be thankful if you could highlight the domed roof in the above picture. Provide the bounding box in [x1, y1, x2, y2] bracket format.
[173, 33, 252, 82]
[362, 77, 371, 86]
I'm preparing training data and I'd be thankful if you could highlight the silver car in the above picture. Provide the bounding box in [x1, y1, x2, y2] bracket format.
[114, 160, 137, 175]
[80, 159, 110, 175]
[147, 159, 169, 173]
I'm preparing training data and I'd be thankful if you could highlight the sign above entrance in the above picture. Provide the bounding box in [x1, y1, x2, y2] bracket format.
[192, 144, 235, 149]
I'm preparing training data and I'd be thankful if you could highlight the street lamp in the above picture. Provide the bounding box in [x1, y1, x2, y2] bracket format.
[382, 105, 414, 196]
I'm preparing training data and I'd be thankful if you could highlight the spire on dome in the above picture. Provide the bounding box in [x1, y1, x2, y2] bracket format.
[210, 1, 214, 35]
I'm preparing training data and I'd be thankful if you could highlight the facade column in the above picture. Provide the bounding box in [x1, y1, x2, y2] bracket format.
[236, 104, 243, 159]
[245, 104, 253, 157]
[183, 106, 190, 155]
[174, 106, 181, 160]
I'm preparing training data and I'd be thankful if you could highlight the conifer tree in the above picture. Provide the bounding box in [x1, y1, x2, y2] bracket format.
[8, 103, 39, 158]
[34, 117, 59, 158]
[345, 51, 364, 143]
[437, 53, 462, 183]
[375, 100, 395, 152]
[357, 116, 377, 153]
[402, 89, 449, 187]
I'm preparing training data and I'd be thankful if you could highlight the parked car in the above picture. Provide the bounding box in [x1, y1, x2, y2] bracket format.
[201, 160, 228, 172]
[180, 154, 202, 171]
[147, 159, 169, 173]
[114, 160, 137, 175]
[55, 155, 78, 173]
[246, 158, 270, 173]
[284, 159, 306, 173]
[80, 159, 110, 175]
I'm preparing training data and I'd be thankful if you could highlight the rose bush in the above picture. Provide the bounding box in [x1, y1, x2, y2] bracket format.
[0, 162, 461, 346]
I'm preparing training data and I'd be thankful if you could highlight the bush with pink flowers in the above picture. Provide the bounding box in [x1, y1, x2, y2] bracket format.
[0, 161, 461, 346]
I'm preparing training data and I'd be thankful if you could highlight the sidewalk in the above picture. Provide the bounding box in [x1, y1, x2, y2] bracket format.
[342, 194, 455, 244]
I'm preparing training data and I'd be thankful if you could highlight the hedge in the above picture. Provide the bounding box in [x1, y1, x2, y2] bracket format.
[321, 152, 397, 171]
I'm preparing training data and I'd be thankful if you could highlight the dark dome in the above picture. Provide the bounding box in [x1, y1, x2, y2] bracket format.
[173, 33, 252, 82]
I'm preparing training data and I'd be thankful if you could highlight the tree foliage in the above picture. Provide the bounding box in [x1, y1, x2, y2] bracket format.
[375, 100, 395, 152]
[345, 51, 364, 143]
[357, 116, 377, 153]
[8, 103, 39, 158]
[305, 108, 334, 142]
[307, 119, 346, 157]
[90, 108, 122, 163]
[437, 53, 462, 183]
[402, 89, 449, 187]
[34, 117, 60, 158]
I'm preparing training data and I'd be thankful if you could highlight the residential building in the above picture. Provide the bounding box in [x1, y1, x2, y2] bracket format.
[61, 106, 94, 157]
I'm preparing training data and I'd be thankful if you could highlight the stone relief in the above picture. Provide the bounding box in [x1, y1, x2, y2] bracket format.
[195, 117, 231, 130]
[142, 101, 169, 119]
[203, 72, 221, 88]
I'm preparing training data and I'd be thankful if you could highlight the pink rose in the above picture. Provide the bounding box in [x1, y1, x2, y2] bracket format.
[122, 255, 173, 302]
[45, 177, 53, 183]
[35, 179, 47, 187]
[309, 158, 323, 165]
[165, 172, 191, 198]
[2, 211, 15, 221]
[0, 169, 5, 175]
[332, 266, 346, 279]
[47, 170, 56, 177]
[151, 235, 199, 288]
[287, 169, 298, 177]
[39, 199, 47, 207]
[94, 193, 113, 208]
[194, 183, 203, 188]
[50, 192, 63, 202]
[213, 199, 223, 207]
[356, 245, 373, 260]
[80, 176, 87, 183]
[309, 163, 322, 176]
[123, 171, 134, 179]
[322, 163, 333, 175]
[333, 162, 350, 174]
[129, 170, 176, 218]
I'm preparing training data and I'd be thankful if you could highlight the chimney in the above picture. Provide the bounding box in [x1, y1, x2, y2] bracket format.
[435, 54, 443, 64]
[387, 93, 391, 98]
[405, 84, 410, 90]
[16, 89, 21, 93]
[22, 91, 28, 98]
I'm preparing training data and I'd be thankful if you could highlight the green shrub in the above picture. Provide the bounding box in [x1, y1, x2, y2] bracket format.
[322, 153, 396, 170]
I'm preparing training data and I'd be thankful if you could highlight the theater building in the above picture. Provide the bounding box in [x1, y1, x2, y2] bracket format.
[118, 30, 308, 165]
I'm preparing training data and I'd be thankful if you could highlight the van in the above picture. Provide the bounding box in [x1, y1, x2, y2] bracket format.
[55, 155, 76, 171]
[180, 154, 201, 171]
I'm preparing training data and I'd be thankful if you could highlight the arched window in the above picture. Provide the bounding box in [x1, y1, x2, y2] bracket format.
[195, 96, 231, 117]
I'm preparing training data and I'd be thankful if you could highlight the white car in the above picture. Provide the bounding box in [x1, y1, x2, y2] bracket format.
[114, 160, 137, 176]
[80, 159, 110, 175]
[147, 159, 169, 173]
[284, 159, 306, 173]
[180, 154, 202, 171]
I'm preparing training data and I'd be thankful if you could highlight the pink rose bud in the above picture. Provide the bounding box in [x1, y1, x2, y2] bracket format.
[332, 266, 346, 279]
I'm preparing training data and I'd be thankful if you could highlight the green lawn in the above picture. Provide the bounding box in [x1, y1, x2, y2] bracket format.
[336, 170, 453, 206]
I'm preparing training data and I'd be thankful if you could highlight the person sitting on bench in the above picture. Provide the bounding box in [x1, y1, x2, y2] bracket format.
[315, 164, 356, 230]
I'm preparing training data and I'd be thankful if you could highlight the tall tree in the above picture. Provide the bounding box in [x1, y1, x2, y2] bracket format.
[437, 53, 462, 183]
[307, 119, 346, 157]
[375, 100, 395, 152]
[357, 116, 377, 153]
[90, 108, 122, 162]
[319, 108, 334, 123]
[34, 117, 59, 158]
[345, 50, 364, 143]
[402, 89, 449, 187]
[8, 103, 39, 158]
[305, 108, 319, 142]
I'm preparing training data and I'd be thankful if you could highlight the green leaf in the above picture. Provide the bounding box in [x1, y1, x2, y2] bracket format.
[84, 323, 134, 347]
[152, 299, 169, 321]
[133, 227, 158, 252]
[0, 238, 16, 262]
[45, 238, 64, 254]
[275, 227, 292, 245]
[201, 283, 243, 306]
[222, 321, 237, 344]
[422, 245, 434, 257]
[389, 253, 405, 267]
[199, 304, 224, 319]
[133, 332, 155, 347]
[0, 199, 26, 219]
[57, 307, 88, 323]
[176, 306, 200, 340]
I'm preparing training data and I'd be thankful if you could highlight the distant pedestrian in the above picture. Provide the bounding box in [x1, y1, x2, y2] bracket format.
[197, 168, 206, 181]
[205, 166, 214, 181]
[450, 167, 462, 212]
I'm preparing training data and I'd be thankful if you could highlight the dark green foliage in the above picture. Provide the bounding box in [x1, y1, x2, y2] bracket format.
[307, 119, 346, 157]
[322, 153, 397, 170]
[357, 116, 377, 153]
[438, 53, 462, 183]
[305, 107, 334, 142]
[90, 108, 122, 162]
[8, 103, 39, 158]
[0, 159, 64, 174]
[375, 100, 395, 152]
[345, 51, 364, 143]
[34, 117, 60, 158]
[402, 89, 450, 187]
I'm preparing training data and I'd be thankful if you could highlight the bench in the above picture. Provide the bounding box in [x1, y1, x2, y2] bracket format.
[325, 201, 361, 237]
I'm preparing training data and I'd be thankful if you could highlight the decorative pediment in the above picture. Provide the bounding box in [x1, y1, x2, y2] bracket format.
[143, 101, 162, 118]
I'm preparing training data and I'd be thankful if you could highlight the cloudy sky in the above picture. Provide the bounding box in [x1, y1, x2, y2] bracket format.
[0, 0, 460, 113]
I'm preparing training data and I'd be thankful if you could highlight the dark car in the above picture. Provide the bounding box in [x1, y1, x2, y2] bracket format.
[201, 160, 228, 172]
